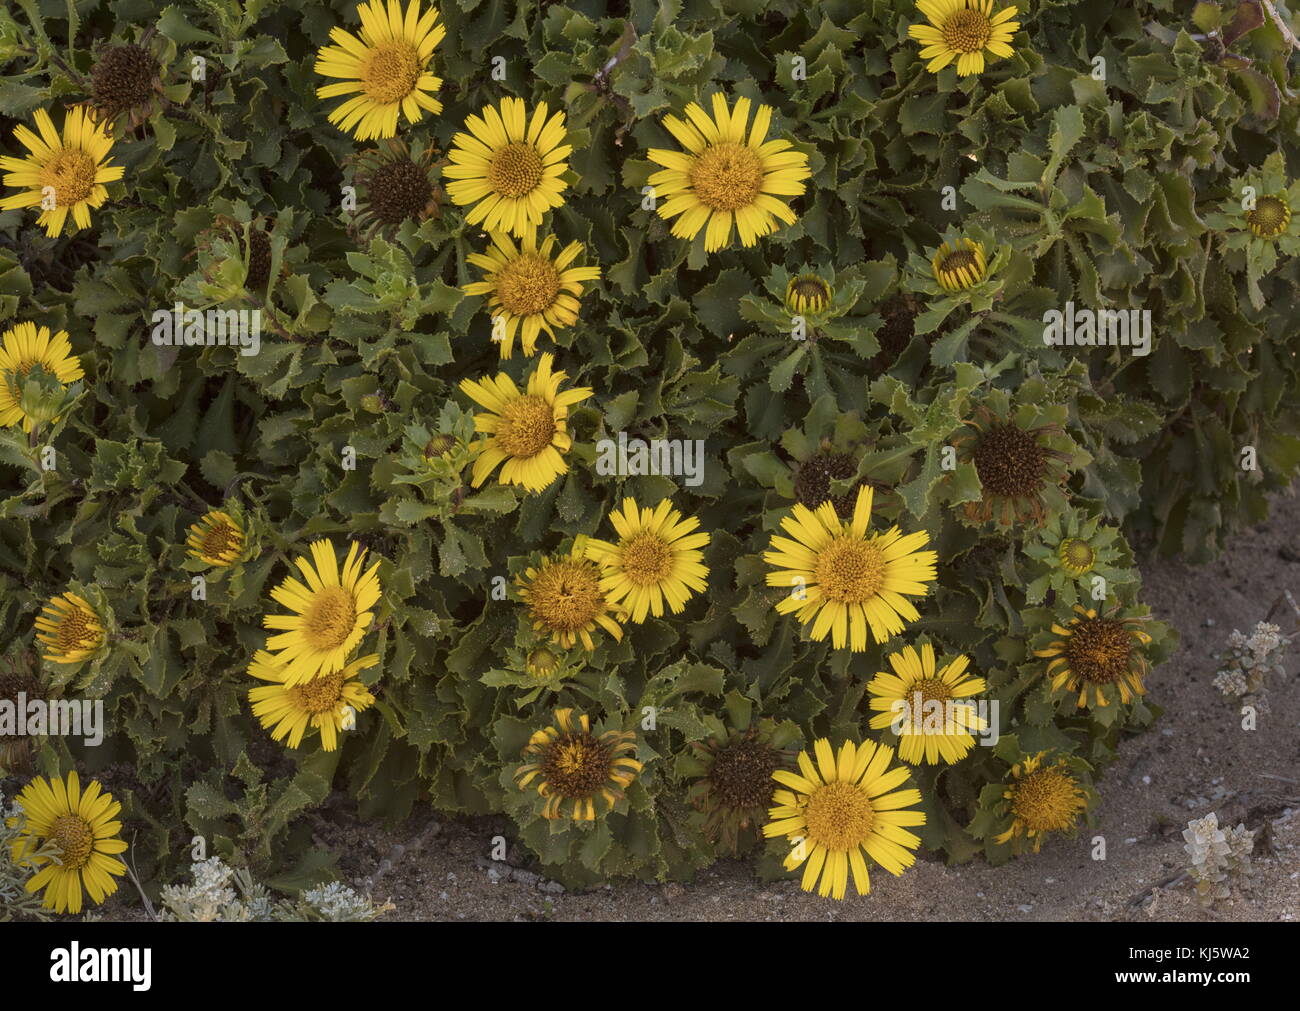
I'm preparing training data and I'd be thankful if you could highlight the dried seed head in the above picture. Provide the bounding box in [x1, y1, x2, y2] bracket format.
[365, 157, 434, 226]
[794, 452, 864, 519]
[973, 423, 1047, 498]
[706, 737, 781, 810]
[91, 45, 158, 118]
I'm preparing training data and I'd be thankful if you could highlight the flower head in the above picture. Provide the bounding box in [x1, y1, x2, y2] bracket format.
[349, 138, 439, 236]
[1034, 604, 1154, 708]
[463, 231, 599, 359]
[458, 352, 591, 493]
[525, 647, 560, 680]
[0, 322, 83, 432]
[951, 404, 1072, 527]
[514, 708, 642, 821]
[0, 107, 124, 237]
[647, 93, 810, 252]
[992, 752, 1088, 852]
[866, 643, 987, 765]
[262, 539, 382, 686]
[187, 509, 246, 568]
[763, 738, 925, 900]
[444, 97, 570, 238]
[34, 592, 105, 665]
[8, 771, 128, 914]
[763, 485, 936, 651]
[90, 43, 161, 124]
[1246, 194, 1291, 239]
[584, 498, 710, 623]
[516, 545, 625, 651]
[908, 0, 1021, 78]
[689, 724, 794, 854]
[785, 274, 832, 315]
[248, 651, 378, 751]
[931, 237, 988, 291]
[313, 0, 445, 140]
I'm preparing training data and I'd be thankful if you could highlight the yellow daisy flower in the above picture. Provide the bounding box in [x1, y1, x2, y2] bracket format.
[0, 107, 124, 237]
[647, 93, 811, 252]
[584, 499, 710, 623]
[313, 0, 445, 141]
[516, 545, 625, 651]
[463, 231, 600, 359]
[8, 771, 128, 915]
[908, 0, 1021, 78]
[866, 643, 987, 765]
[763, 485, 937, 652]
[993, 752, 1088, 851]
[262, 539, 383, 686]
[34, 592, 104, 665]
[0, 321, 84, 432]
[186, 509, 246, 567]
[248, 651, 378, 751]
[458, 351, 591, 493]
[931, 237, 988, 292]
[443, 97, 570, 237]
[1034, 604, 1154, 708]
[514, 708, 642, 821]
[762, 738, 925, 900]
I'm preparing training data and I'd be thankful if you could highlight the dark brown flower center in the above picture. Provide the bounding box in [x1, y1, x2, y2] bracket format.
[794, 452, 865, 520]
[55, 605, 99, 652]
[939, 248, 980, 276]
[973, 424, 1046, 498]
[367, 158, 434, 225]
[91, 44, 158, 114]
[200, 520, 241, 559]
[1065, 617, 1134, 684]
[708, 739, 781, 809]
[1248, 196, 1290, 237]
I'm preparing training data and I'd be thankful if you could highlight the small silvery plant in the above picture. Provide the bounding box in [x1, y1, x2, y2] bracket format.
[1212, 621, 1289, 713]
[159, 856, 392, 922]
[1182, 813, 1255, 908]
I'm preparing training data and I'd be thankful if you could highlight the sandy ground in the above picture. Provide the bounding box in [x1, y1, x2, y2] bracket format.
[48, 493, 1300, 922]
